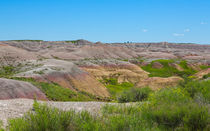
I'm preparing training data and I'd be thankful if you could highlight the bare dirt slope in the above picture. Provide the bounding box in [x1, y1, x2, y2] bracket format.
[1, 41, 210, 62]
[0, 78, 47, 100]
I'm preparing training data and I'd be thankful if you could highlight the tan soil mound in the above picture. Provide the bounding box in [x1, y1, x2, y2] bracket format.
[81, 63, 149, 84]
[194, 68, 210, 79]
[82, 63, 182, 90]
[0, 78, 47, 100]
[137, 76, 183, 90]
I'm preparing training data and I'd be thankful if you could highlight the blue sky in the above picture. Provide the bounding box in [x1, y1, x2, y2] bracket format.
[0, 0, 209, 44]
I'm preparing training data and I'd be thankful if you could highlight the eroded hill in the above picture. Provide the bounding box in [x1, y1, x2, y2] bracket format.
[0, 40, 210, 101]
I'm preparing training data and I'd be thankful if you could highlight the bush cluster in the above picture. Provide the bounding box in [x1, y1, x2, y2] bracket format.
[9, 101, 101, 131]
[179, 79, 210, 102]
[7, 79, 210, 130]
[142, 88, 209, 130]
[117, 87, 152, 103]
[203, 73, 210, 79]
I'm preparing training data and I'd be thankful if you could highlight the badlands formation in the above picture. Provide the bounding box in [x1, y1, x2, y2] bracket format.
[0, 40, 210, 100]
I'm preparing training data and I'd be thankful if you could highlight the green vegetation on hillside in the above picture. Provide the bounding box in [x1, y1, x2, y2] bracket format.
[141, 59, 197, 78]
[7, 79, 210, 131]
[65, 40, 79, 43]
[101, 78, 134, 99]
[12, 77, 96, 101]
[0, 64, 23, 77]
[0, 63, 42, 77]
[200, 65, 210, 70]
[0, 65, 15, 77]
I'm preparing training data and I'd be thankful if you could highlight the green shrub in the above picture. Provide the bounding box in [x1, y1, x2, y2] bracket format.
[102, 104, 160, 131]
[179, 80, 210, 102]
[183, 104, 209, 131]
[142, 102, 209, 130]
[203, 73, 210, 79]
[142, 88, 209, 130]
[8, 101, 101, 131]
[117, 87, 153, 103]
[8, 102, 149, 131]
[102, 104, 141, 116]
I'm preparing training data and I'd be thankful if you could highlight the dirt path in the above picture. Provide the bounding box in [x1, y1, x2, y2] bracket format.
[0, 99, 114, 127]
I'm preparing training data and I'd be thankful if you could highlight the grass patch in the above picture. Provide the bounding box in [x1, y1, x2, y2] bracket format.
[179, 60, 197, 76]
[141, 59, 197, 78]
[0, 64, 23, 77]
[101, 78, 134, 99]
[200, 65, 210, 70]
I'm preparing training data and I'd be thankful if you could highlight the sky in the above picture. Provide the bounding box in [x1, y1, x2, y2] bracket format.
[0, 0, 210, 44]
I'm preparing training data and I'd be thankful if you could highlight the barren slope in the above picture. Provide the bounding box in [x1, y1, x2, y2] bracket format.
[0, 78, 47, 100]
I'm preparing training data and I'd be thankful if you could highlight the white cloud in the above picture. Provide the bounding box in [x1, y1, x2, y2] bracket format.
[173, 33, 184, 37]
[142, 29, 148, 32]
[201, 22, 207, 25]
[184, 29, 190, 32]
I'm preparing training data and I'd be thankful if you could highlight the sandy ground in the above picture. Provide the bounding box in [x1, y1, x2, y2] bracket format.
[0, 99, 113, 127]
